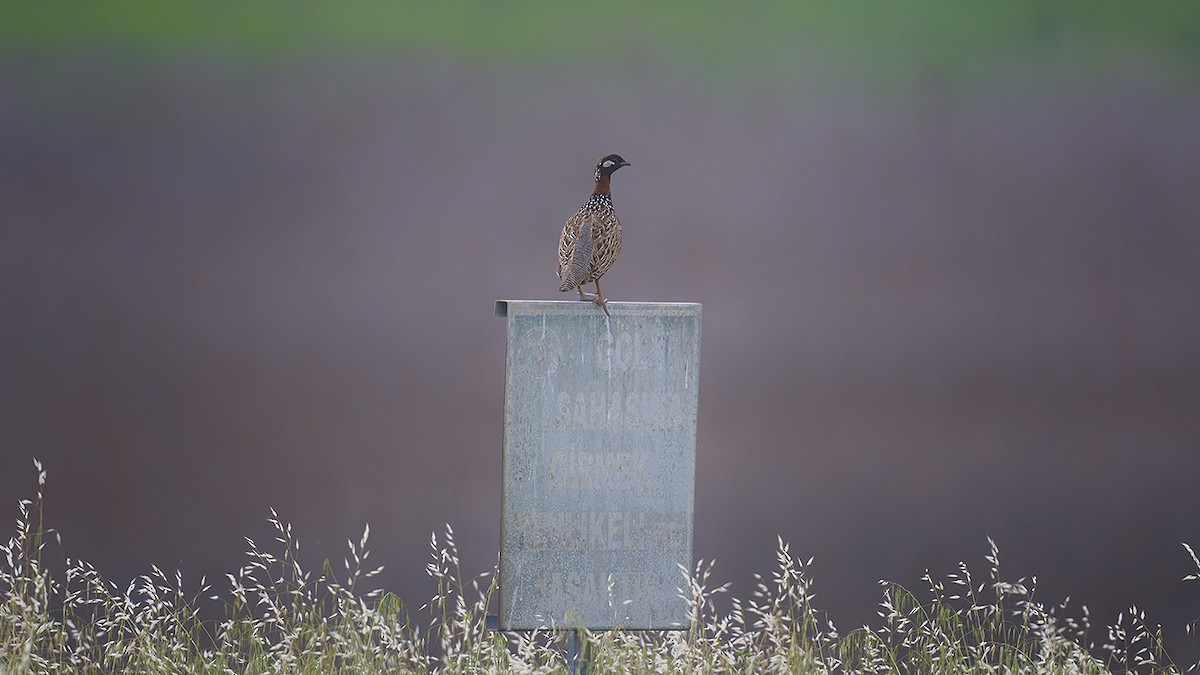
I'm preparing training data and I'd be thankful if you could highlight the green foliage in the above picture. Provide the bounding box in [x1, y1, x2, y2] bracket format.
[1, 1, 1198, 84]
[3, 461, 1198, 673]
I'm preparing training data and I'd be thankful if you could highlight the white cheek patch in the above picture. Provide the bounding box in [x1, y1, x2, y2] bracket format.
[602, 160, 615, 168]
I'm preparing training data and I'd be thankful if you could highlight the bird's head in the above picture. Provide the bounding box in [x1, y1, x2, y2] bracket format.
[594, 154, 631, 182]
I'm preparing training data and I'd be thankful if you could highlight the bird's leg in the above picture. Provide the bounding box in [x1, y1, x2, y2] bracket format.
[576, 286, 597, 302]
[592, 279, 610, 316]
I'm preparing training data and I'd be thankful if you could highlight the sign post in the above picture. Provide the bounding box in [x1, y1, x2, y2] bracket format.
[495, 300, 701, 633]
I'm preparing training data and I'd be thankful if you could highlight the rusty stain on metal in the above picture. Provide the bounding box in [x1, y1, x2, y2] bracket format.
[495, 300, 701, 630]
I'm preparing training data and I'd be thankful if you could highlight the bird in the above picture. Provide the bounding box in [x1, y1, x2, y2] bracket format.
[556, 154, 630, 316]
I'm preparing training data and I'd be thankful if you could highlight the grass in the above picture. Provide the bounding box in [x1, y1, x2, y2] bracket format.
[3, 459, 1197, 674]
[2, 2, 1199, 86]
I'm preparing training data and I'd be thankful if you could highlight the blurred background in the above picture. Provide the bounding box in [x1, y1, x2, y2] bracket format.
[2, 0, 1199, 662]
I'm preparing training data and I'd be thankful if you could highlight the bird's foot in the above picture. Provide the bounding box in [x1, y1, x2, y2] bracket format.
[576, 288, 597, 302]
[591, 280, 610, 316]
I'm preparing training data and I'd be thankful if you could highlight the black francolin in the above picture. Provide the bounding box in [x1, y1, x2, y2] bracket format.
[556, 154, 630, 316]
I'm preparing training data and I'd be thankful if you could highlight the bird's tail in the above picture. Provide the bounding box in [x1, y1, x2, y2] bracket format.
[559, 216, 594, 291]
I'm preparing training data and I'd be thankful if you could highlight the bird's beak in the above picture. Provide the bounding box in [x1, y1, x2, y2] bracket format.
[621, 161, 632, 167]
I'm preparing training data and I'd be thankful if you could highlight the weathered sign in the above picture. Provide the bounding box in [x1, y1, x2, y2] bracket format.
[496, 300, 701, 630]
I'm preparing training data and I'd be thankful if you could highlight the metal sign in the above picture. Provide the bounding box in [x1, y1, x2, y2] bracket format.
[496, 300, 701, 630]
